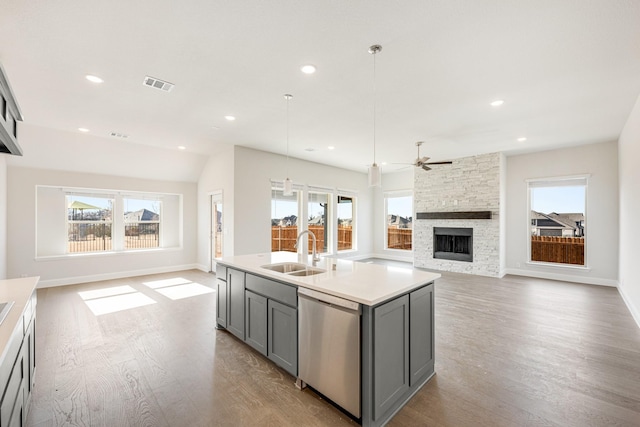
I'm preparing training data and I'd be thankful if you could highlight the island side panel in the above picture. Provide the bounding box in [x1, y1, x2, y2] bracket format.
[361, 282, 436, 427]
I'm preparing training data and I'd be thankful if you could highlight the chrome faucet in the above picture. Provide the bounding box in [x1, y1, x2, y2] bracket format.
[294, 230, 321, 266]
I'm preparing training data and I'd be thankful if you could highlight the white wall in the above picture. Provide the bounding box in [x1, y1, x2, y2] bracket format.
[0, 155, 6, 279]
[505, 141, 619, 286]
[198, 146, 372, 269]
[230, 146, 372, 257]
[196, 145, 235, 271]
[372, 169, 414, 261]
[618, 94, 640, 326]
[6, 124, 209, 183]
[7, 167, 198, 286]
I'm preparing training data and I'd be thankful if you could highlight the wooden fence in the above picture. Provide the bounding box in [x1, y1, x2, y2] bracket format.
[388, 228, 412, 250]
[531, 236, 584, 265]
[271, 226, 353, 252]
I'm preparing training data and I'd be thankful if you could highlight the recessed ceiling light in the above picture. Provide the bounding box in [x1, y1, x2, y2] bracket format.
[490, 99, 504, 107]
[305, 148, 315, 152]
[517, 137, 527, 142]
[301, 65, 317, 74]
[381, 162, 388, 166]
[85, 75, 104, 84]
[328, 146, 335, 150]
[178, 146, 186, 150]
[224, 115, 236, 121]
[78, 127, 90, 132]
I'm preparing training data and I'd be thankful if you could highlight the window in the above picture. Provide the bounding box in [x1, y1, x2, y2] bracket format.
[385, 192, 413, 251]
[36, 186, 181, 258]
[528, 176, 587, 266]
[67, 195, 113, 253]
[308, 191, 331, 254]
[337, 195, 355, 251]
[271, 187, 299, 252]
[123, 198, 161, 249]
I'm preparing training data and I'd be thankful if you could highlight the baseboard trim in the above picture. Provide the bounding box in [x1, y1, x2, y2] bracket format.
[617, 283, 640, 330]
[37, 264, 201, 288]
[195, 263, 210, 273]
[504, 268, 618, 287]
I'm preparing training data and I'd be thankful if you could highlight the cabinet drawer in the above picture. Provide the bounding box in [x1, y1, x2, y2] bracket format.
[245, 274, 297, 307]
[216, 265, 227, 281]
[0, 320, 23, 390]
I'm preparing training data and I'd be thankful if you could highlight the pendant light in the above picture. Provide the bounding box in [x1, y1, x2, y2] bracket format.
[283, 94, 294, 196]
[368, 45, 382, 187]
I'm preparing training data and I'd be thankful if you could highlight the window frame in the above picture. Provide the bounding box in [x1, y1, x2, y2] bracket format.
[384, 190, 414, 252]
[526, 175, 589, 269]
[122, 196, 163, 251]
[66, 193, 114, 254]
[336, 192, 357, 253]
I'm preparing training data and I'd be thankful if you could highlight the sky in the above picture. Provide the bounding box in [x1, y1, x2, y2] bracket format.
[531, 186, 585, 214]
[68, 196, 160, 213]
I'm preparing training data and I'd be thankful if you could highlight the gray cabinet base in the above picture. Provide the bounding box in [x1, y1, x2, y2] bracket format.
[361, 283, 435, 427]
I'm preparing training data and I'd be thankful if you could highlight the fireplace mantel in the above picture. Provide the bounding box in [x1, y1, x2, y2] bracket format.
[416, 211, 492, 220]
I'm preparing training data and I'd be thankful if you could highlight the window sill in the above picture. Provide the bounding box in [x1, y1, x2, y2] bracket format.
[35, 246, 183, 261]
[525, 261, 591, 271]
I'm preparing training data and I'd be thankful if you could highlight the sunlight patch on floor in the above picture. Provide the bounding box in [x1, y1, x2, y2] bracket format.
[153, 282, 214, 300]
[78, 285, 137, 300]
[142, 277, 191, 289]
[83, 292, 156, 316]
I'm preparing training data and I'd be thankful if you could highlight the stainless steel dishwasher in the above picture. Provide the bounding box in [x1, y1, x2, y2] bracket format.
[298, 287, 361, 418]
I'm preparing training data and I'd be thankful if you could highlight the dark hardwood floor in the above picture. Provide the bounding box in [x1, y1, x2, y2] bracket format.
[25, 268, 640, 426]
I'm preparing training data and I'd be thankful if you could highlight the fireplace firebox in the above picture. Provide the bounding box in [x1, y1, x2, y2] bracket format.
[433, 227, 473, 262]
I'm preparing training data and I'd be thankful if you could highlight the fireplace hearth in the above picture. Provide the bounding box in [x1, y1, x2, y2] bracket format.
[433, 227, 473, 262]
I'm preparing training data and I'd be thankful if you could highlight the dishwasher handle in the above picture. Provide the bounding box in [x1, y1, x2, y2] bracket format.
[298, 287, 361, 312]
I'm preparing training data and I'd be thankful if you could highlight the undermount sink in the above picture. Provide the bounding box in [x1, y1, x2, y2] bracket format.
[287, 268, 325, 277]
[261, 262, 309, 273]
[0, 301, 14, 326]
[261, 262, 326, 276]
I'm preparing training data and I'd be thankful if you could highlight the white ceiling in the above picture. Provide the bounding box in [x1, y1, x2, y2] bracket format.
[1, 0, 639, 174]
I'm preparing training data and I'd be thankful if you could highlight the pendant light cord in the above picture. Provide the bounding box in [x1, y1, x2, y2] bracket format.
[373, 49, 377, 165]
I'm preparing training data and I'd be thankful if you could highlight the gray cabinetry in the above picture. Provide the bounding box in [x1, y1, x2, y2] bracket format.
[267, 299, 297, 376]
[245, 291, 267, 356]
[226, 268, 245, 340]
[409, 284, 434, 386]
[362, 282, 435, 427]
[215, 265, 227, 328]
[245, 273, 298, 377]
[0, 290, 36, 427]
[372, 294, 409, 420]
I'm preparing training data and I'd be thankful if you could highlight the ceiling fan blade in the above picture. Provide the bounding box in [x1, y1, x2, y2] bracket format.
[391, 162, 414, 165]
[425, 161, 453, 165]
[421, 164, 431, 171]
[419, 156, 430, 163]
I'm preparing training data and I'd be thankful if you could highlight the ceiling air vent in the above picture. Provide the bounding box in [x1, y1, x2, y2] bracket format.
[143, 76, 174, 92]
[110, 132, 129, 139]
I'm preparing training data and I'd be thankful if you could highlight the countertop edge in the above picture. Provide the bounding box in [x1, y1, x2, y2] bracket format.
[0, 276, 39, 367]
[216, 254, 440, 306]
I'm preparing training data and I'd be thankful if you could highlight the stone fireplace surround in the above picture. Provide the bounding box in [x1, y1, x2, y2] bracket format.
[413, 153, 503, 277]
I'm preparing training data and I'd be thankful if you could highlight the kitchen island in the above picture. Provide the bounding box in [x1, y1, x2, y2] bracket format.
[215, 252, 440, 427]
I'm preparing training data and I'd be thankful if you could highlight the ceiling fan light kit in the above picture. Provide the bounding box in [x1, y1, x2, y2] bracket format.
[367, 44, 382, 188]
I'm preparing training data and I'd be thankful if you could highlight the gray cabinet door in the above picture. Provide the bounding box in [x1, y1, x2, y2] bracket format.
[216, 279, 227, 328]
[373, 294, 409, 420]
[268, 299, 297, 376]
[245, 291, 268, 356]
[409, 284, 434, 386]
[227, 268, 245, 340]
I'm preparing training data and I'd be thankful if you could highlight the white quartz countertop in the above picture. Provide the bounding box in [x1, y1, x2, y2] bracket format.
[0, 276, 39, 366]
[216, 252, 440, 306]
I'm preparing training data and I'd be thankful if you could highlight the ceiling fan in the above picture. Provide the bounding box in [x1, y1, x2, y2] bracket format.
[394, 141, 453, 171]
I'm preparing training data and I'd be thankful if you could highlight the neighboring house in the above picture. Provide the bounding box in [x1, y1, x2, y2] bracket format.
[339, 218, 353, 227]
[124, 208, 159, 222]
[531, 211, 584, 237]
[387, 214, 412, 229]
[308, 215, 324, 226]
[272, 215, 297, 227]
